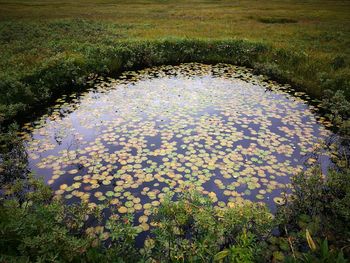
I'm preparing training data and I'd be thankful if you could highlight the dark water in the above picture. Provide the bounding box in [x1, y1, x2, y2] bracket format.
[21, 63, 332, 243]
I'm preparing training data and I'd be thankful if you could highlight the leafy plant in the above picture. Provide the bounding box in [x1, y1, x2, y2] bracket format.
[0, 177, 141, 262]
[285, 238, 347, 263]
[0, 123, 28, 185]
[150, 191, 274, 262]
[214, 230, 257, 263]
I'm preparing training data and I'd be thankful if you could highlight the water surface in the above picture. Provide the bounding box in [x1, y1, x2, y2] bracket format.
[22, 63, 332, 235]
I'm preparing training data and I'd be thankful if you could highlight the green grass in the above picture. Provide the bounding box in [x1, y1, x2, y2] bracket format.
[0, 0, 349, 124]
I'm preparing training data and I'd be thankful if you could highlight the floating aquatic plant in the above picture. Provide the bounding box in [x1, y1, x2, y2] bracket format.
[22, 63, 332, 232]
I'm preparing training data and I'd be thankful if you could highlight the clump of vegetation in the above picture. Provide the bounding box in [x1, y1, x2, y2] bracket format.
[0, 124, 28, 185]
[321, 90, 350, 140]
[257, 17, 298, 24]
[0, 176, 142, 262]
[275, 167, 350, 261]
[150, 191, 274, 262]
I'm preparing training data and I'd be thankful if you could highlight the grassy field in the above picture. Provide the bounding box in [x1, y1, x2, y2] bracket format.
[1, 0, 349, 45]
[0, 0, 349, 123]
[1, 0, 349, 56]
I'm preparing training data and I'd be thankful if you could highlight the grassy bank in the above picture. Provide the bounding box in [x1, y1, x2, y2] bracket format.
[0, 36, 349, 125]
[0, 0, 350, 125]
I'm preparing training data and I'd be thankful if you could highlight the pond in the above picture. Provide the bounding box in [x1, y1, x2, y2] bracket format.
[22, 63, 332, 238]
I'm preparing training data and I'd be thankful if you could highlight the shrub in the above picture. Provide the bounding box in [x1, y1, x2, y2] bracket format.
[0, 176, 141, 262]
[150, 191, 274, 262]
[331, 56, 346, 70]
[276, 165, 350, 258]
[0, 124, 28, 185]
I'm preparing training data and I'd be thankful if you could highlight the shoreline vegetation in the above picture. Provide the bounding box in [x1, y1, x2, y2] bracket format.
[0, 0, 349, 262]
[1, 37, 349, 125]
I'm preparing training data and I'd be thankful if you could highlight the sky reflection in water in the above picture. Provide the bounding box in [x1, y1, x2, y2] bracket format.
[23, 63, 332, 236]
